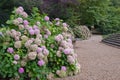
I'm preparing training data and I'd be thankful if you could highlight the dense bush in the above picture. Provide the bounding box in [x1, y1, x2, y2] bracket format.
[78, 0, 120, 34]
[0, 7, 80, 80]
[73, 25, 91, 39]
[97, 7, 120, 34]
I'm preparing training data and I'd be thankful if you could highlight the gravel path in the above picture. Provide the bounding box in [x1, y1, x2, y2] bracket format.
[55, 35, 120, 80]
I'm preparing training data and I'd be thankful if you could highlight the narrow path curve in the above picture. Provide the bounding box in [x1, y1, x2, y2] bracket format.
[56, 35, 120, 80]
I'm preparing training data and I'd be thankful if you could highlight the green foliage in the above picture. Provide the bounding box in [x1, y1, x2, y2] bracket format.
[78, 0, 110, 26]
[65, 7, 80, 27]
[78, 0, 120, 34]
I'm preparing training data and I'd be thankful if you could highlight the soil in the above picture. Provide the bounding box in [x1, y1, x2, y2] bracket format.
[55, 35, 120, 80]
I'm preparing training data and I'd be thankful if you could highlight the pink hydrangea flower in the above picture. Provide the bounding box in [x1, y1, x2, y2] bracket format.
[56, 51, 61, 57]
[41, 46, 46, 50]
[29, 29, 35, 35]
[56, 70, 60, 75]
[37, 47, 43, 53]
[38, 60, 45, 66]
[60, 40, 67, 47]
[55, 18, 60, 21]
[18, 6, 24, 11]
[67, 56, 75, 64]
[28, 27, 33, 30]
[25, 39, 33, 48]
[18, 25, 24, 30]
[21, 12, 28, 18]
[18, 67, 24, 73]
[55, 21, 60, 26]
[13, 60, 17, 64]
[59, 47, 64, 51]
[55, 37, 61, 42]
[17, 17, 23, 23]
[13, 19, 19, 26]
[30, 38, 35, 41]
[11, 29, 16, 33]
[61, 66, 67, 71]
[36, 34, 42, 39]
[43, 49, 49, 56]
[44, 35, 48, 39]
[44, 16, 49, 21]
[67, 39, 72, 44]
[15, 6, 24, 14]
[33, 25, 38, 29]
[7, 47, 14, 53]
[23, 20, 29, 25]
[14, 54, 20, 60]
[63, 48, 72, 55]
[63, 26, 68, 32]
[36, 21, 40, 25]
[15, 36, 20, 41]
[68, 43, 73, 48]
[55, 34, 63, 42]
[34, 38, 41, 45]
[34, 29, 40, 35]
[28, 40, 33, 44]
[62, 23, 68, 27]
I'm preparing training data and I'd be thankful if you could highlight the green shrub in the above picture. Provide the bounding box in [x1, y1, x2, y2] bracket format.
[97, 7, 120, 34]
[73, 25, 91, 39]
[0, 7, 80, 80]
[78, 0, 120, 34]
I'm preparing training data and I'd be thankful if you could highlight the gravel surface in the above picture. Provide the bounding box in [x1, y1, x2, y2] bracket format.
[55, 35, 120, 80]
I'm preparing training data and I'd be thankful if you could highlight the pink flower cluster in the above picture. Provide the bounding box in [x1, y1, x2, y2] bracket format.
[61, 66, 67, 71]
[55, 33, 77, 65]
[44, 16, 49, 21]
[7, 47, 14, 53]
[62, 23, 68, 27]
[38, 60, 45, 66]
[54, 18, 60, 26]
[14, 54, 20, 60]
[13, 17, 23, 26]
[55, 33, 81, 76]
[15, 6, 28, 18]
[18, 67, 24, 73]
[55, 34, 64, 42]
[42, 29, 51, 39]
[7, 29, 21, 41]
[26, 25, 40, 36]
[23, 20, 29, 25]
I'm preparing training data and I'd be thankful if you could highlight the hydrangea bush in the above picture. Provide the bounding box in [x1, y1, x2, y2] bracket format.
[0, 7, 80, 80]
